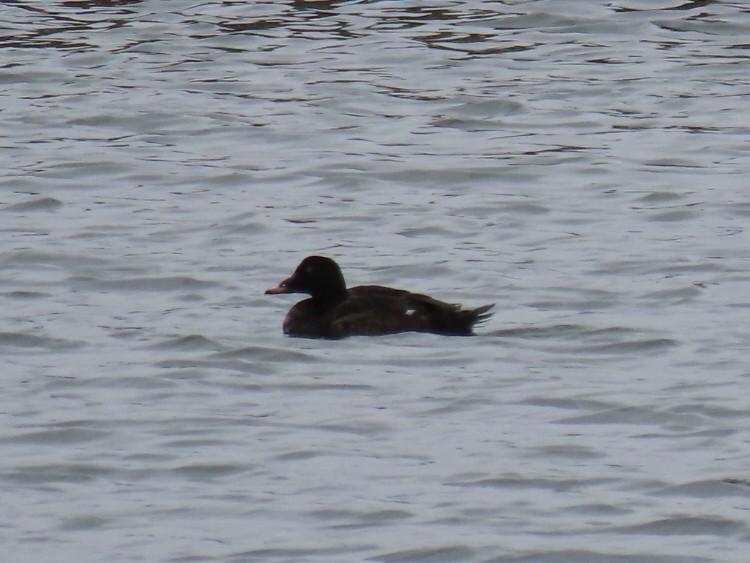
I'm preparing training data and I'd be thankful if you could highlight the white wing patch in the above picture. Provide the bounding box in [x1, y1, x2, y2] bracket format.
[405, 309, 415, 316]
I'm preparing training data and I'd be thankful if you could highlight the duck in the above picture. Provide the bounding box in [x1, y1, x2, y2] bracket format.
[265, 256, 493, 339]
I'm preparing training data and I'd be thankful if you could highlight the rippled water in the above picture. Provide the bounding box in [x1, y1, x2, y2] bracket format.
[2, 1, 750, 561]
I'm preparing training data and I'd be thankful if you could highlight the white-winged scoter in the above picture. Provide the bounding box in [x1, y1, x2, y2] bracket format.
[265, 256, 493, 339]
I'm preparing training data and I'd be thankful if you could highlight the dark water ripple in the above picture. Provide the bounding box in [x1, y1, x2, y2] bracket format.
[2, 1, 750, 562]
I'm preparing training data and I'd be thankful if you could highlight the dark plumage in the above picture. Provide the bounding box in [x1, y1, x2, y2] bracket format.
[265, 256, 493, 339]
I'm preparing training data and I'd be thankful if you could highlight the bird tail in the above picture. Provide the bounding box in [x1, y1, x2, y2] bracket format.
[472, 304, 494, 327]
[450, 303, 494, 335]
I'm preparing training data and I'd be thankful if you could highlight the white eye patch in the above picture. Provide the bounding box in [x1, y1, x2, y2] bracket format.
[405, 309, 415, 316]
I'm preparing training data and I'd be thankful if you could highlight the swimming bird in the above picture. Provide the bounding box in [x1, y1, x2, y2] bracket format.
[265, 256, 493, 339]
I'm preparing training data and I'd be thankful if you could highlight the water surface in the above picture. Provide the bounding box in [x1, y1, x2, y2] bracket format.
[2, 1, 750, 562]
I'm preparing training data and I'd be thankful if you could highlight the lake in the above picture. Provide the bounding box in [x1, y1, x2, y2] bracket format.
[2, 1, 750, 562]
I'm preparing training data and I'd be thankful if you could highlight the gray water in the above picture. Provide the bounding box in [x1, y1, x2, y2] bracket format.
[2, 1, 750, 561]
